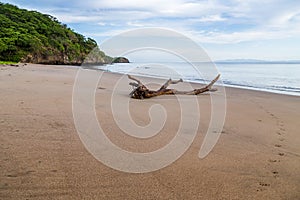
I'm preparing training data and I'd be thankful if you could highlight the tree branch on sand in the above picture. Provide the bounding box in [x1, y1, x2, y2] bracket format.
[127, 74, 220, 99]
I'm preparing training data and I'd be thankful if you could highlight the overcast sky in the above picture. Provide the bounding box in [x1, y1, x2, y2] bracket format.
[3, 0, 300, 61]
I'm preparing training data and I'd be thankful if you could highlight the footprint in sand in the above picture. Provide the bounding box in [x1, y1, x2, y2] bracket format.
[268, 159, 280, 163]
[6, 170, 35, 178]
[6, 174, 18, 178]
[256, 102, 285, 182]
[277, 120, 284, 125]
[272, 171, 279, 178]
[278, 152, 285, 156]
[48, 121, 66, 129]
[279, 127, 285, 131]
[257, 182, 271, 191]
[276, 121, 286, 134]
[270, 113, 277, 119]
[259, 182, 270, 187]
[260, 106, 286, 139]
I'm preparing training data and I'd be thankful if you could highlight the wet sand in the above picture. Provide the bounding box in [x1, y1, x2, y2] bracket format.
[0, 64, 299, 199]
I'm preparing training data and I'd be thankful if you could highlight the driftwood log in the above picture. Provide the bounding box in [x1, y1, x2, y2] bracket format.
[128, 74, 220, 99]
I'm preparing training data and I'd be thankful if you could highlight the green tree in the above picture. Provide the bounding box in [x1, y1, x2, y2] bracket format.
[0, 2, 112, 64]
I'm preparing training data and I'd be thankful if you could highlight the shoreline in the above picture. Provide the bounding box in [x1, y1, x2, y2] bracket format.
[1, 63, 299, 199]
[3, 63, 299, 97]
[91, 63, 300, 97]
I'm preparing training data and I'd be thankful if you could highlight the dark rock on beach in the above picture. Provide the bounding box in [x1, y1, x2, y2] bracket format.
[111, 57, 130, 63]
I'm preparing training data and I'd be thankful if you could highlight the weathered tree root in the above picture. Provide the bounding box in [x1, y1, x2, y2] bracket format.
[128, 74, 220, 99]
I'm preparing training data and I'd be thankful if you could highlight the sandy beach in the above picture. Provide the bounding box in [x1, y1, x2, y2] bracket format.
[0, 64, 299, 199]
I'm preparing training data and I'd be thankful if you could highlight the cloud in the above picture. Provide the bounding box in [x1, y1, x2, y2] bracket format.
[54, 14, 103, 23]
[194, 15, 227, 23]
[3, 0, 300, 46]
[67, 1, 300, 42]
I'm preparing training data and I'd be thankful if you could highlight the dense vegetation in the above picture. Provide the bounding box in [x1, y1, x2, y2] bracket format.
[0, 2, 112, 64]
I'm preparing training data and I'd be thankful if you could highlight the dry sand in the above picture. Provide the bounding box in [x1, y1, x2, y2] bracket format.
[0, 64, 299, 199]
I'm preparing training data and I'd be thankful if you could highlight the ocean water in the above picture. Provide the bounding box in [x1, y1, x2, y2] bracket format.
[93, 62, 300, 96]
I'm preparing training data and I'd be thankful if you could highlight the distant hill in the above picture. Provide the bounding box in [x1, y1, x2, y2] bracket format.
[215, 59, 300, 64]
[0, 3, 113, 65]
